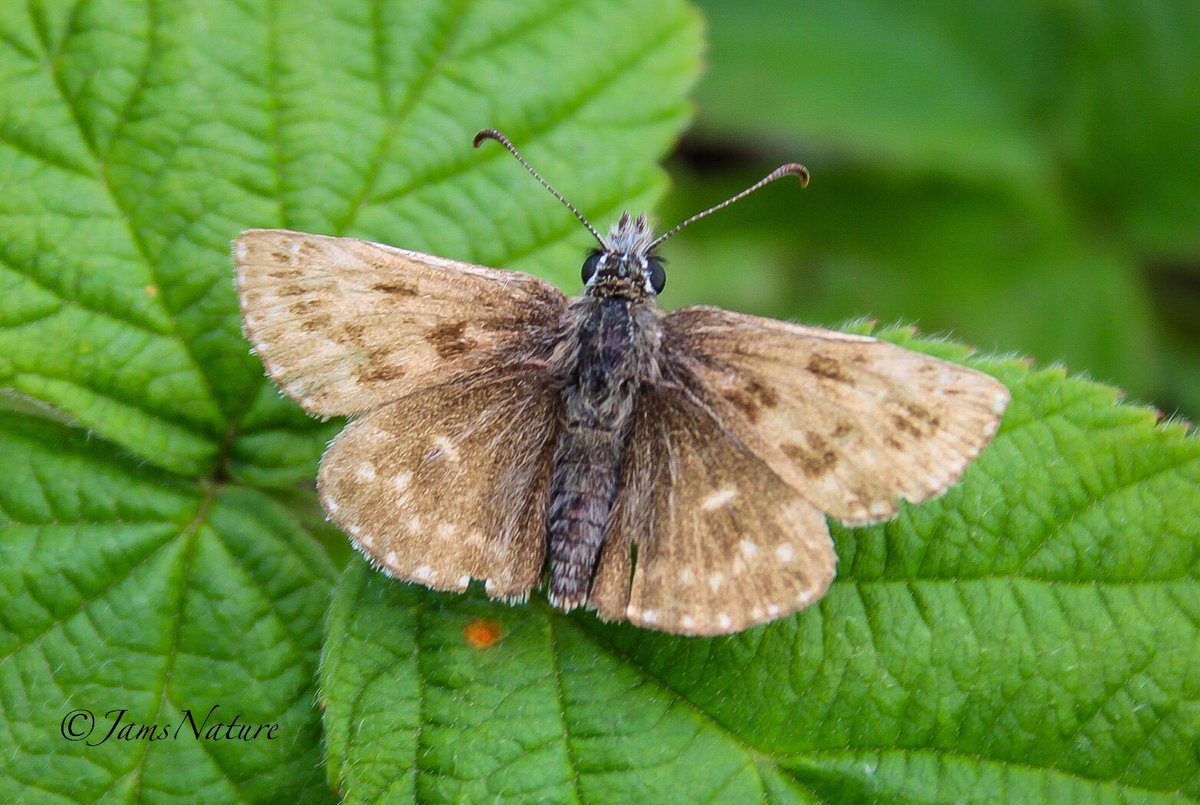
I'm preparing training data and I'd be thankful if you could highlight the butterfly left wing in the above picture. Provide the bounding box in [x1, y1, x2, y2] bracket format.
[588, 387, 837, 636]
[318, 367, 561, 600]
[659, 307, 1009, 526]
[235, 229, 567, 417]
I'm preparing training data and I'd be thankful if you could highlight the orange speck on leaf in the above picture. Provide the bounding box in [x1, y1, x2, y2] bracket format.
[463, 619, 503, 649]
[145, 285, 158, 297]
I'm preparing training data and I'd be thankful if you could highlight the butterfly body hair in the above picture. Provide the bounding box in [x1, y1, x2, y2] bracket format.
[545, 222, 664, 609]
[547, 277, 667, 604]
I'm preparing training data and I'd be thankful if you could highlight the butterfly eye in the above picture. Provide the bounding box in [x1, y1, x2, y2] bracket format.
[647, 257, 666, 293]
[581, 252, 603, 283]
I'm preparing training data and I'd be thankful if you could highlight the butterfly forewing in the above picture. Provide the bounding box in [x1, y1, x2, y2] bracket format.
[234, 229, 567, 416]
[318, 369, 562, 600]
[662, 307, 1009, 525]
[589, 389, 837, 636]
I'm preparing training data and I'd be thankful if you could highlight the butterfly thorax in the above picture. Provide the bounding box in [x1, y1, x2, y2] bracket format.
[545, 248, 663, 609]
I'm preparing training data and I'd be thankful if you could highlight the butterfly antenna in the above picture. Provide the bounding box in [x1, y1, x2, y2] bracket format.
[649, 163, 810, 250]
[474, 129, 605, 247]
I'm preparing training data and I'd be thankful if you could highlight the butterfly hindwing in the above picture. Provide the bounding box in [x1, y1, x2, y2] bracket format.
[589, 388, 837, 636]
[318, 368, 562, 600]
[234, 229, 567, 416]
[661, 307, 1010, 525]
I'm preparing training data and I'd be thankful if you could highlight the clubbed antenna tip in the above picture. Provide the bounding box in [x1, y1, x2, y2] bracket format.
[473, 129, 503, 149]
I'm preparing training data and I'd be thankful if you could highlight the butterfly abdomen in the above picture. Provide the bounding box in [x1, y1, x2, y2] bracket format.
[546, 297, 659, 610]
[546, 429, 626, 610]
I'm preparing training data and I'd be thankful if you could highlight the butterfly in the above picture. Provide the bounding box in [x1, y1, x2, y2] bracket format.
[234, 129, 1009, 636]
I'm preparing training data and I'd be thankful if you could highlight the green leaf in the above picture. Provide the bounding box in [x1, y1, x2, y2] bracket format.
[0, 0, 703, 800]
[322, 331, 1200, 803]
[7, 1, 1193, 801]
[0, 413, 338, 802]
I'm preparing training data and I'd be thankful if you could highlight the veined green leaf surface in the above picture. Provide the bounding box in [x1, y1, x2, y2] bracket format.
[3, 1, 1195, 802]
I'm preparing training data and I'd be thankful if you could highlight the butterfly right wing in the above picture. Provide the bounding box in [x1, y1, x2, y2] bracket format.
[589, 387, 837, 636]
[235, 229, 567, 417]
[317, 368, 561, 600]
[659, 307, 1009, 525]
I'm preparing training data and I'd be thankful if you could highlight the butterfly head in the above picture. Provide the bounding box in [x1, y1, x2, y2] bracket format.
[581, 212, 666, 299]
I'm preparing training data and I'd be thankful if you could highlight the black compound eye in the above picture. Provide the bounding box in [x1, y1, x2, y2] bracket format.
[581, 251, 603, 283]
[647, 257, 666, 293]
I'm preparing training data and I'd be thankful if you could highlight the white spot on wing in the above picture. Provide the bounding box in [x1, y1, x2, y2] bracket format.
[456, 574, 471, 589]
[718, 613, 733, 629]
[394, 472, 411, 491]
[701, 486, 737, 511]
[679, 568, 695, 585]
[414, 566, 434, 582]
[739, 540, 758, 558]
[641, 610, 657, 624]
[775, 544, 795, 562]
[384, 551, 399, 568]
[709, 572, 725, 593]
[356, 463, 377, 482]
[431, 435, 459, 463]
[681, 615, 696, 629]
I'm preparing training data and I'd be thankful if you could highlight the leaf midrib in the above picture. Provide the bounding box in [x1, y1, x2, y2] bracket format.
[27, 5, 228, 438]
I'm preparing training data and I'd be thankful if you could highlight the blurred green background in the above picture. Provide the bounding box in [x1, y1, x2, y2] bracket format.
[656, 0, 1199, 420]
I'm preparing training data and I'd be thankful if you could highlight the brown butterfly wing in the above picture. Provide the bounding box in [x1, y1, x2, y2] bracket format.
[234, 229, 567, 417]
[589, 388, 837, 636]
[660, 307, 1009, 525]
[317, 368, 561, 600]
